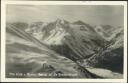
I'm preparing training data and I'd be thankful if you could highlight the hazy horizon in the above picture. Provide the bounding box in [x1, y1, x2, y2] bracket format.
[6, 5, 124, 27]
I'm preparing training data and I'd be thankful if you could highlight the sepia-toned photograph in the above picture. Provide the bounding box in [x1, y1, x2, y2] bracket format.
[1, 1, 127, 82]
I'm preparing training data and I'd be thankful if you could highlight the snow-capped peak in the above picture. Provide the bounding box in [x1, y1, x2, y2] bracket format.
[43, 19, 70, 45]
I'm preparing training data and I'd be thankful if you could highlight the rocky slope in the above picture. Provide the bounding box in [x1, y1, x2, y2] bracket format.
[6, 23, 78, 78]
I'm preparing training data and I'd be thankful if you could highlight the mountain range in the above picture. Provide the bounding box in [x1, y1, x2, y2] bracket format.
[6, 19, 123, 78]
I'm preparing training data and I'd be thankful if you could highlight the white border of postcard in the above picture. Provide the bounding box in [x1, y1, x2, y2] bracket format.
[1, 1, 127, 82]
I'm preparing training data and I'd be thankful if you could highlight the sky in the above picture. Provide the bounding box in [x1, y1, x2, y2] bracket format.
[6, 5, 124, 26]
